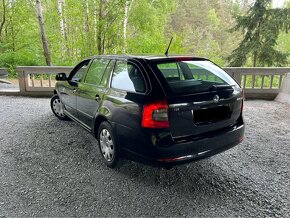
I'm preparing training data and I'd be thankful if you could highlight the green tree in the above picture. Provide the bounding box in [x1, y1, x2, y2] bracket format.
[0, 0, 44, 76]
[229, 0, 290, 67]
[167, 0, 243, 65]
[126, 0, 175, 54]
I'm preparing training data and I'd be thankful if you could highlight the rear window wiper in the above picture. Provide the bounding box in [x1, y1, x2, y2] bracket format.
[209, 84, 234, 90]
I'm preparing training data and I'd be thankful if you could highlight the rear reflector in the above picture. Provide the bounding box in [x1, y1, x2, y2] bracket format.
[239, 136, 244, 142]
[242, 88, 245, 112]
[142, 100, 169, 128]
[158, 155, 194, 162]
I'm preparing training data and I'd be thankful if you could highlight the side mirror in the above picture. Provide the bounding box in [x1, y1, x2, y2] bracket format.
[56, 73, 67, 81]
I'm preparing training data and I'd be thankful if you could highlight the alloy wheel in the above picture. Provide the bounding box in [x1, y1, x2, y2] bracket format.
[52, 98, 65, 117]
[99, 128, 114, 162]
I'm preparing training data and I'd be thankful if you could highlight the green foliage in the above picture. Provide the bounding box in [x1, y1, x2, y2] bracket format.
[276, 32, 290, 63]
[208, 9, 221, 30]
[127, 0, 175, 54]
[229, 0, 290, 67]
[0, 0, 289, 77]
[167, 0, 244, 66]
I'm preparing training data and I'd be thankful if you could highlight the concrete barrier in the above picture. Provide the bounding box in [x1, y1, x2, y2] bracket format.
[0, 68, 8, 79]
[1, 66, 290, 98]
[275, 73, 290, 104]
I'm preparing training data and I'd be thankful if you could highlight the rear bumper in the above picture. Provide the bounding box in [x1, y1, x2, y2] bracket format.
[119, 122, 245, 167]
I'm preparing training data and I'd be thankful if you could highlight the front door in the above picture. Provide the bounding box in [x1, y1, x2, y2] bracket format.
[60, 59, 90, 118]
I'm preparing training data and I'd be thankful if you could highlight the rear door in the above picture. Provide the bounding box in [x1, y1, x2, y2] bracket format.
[152, 59, 243, 138]
[76, 58, 115, 129]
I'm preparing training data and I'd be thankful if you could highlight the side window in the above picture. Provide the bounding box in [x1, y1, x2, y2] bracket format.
[71, 60, 90, 82]
[111, 61, 146, 93]
[100, 60, 115, 87]
[85, 59, 109, 85]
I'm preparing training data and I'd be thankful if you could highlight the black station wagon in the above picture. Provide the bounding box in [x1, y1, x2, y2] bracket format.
[51, 55, 245, 168]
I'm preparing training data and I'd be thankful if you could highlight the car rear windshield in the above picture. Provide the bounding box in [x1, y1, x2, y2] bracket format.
[154, 60, 237, 94]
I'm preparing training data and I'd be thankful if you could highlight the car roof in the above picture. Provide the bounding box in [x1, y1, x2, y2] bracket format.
[88, 54, 210, 62]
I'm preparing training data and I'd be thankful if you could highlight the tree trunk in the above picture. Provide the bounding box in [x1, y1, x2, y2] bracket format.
[123, 0, 133, 54]
[62, 0, 70, 57]
[123, 0, 129, 54]
[97, 0, 103, 55]
[93, 0, 97, 52]
[85, 0, 92, 54]
[0, 0, 6, 42]
[253, 52, 257, 67]
[36, 0, 52, 66]
[8, 1, 15, 51]
[57, 0, 69, 58]
[57, 0, 66, 60]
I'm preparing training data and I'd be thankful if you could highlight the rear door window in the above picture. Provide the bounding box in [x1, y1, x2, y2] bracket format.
[155, 60, 237, 94]
[85, 59, 109, 85]
[111, 61, 146, 93]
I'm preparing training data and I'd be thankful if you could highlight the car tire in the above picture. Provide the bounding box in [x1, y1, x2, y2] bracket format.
[50, 94, 70, 120]
[98, 121, 120, 168]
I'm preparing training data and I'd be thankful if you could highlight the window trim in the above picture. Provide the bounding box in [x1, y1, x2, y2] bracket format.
[109, 60, 148, 94]
[68, 59, 91, 83]
[100, 60, 116, 88]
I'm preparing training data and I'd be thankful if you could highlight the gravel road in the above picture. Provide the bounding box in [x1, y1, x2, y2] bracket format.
[0, 96, 289, 217]
[0, 80, 19, 92]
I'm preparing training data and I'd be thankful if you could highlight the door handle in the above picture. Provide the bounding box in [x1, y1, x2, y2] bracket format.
[95, 94, 101, 102]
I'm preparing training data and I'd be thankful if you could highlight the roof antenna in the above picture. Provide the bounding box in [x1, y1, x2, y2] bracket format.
[165, 37, 173, 57]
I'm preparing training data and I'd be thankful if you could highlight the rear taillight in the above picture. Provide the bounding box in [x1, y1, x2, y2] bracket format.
[142, 100, 169, 128]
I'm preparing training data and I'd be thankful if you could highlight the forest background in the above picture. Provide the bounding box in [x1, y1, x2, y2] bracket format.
[0, 0, 289, 77]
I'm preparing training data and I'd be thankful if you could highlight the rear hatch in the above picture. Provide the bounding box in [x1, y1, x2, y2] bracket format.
[150, 58, 243, 138]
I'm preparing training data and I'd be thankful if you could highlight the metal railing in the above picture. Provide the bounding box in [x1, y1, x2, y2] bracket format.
[0, 66, 289, 98]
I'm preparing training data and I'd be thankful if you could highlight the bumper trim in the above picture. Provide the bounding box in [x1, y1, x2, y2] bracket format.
[158, 155, 195, 162]
[122, 137, 242, 167]
[121, 123, 244, 167]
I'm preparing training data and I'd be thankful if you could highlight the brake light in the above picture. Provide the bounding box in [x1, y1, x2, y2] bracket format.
[175, 57, 192, 61]
[142, 100, 169, 128]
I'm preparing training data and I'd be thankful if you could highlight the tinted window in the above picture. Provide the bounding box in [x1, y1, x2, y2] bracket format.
[156, 60, 237, 94]
[111, 61, 146, 93]
[158, 63, 185, 81]
[85, 59, 109, 85]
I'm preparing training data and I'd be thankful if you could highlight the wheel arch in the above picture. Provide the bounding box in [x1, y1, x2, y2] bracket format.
[93, 115, 108, 139]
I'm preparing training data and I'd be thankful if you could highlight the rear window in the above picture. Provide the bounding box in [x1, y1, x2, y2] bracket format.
[155, 60, 237, 94]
